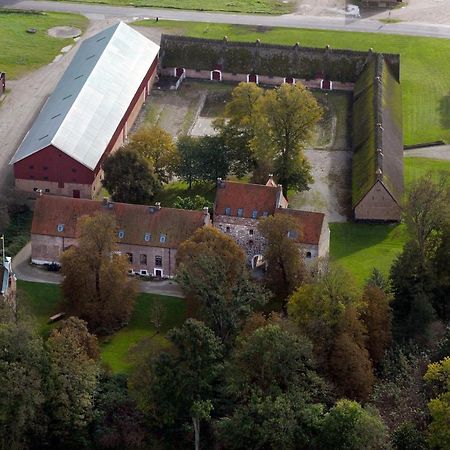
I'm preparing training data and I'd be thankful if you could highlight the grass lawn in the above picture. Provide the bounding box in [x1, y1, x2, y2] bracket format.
[55, 0, 294, 14]
[330, 223, 408, 287]
[0, 10, 88, 79]
[3, 208, 33, 257]
[404, 157, 450, 188]
[17, 281, 186, 374]
[134, 20, 450, 145]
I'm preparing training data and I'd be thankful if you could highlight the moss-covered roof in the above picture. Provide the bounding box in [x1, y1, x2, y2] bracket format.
[352, 54, 403, 207]
[159, 35, 400, 83]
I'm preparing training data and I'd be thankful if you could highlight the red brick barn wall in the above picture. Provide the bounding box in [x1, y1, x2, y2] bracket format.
[14, 146, 95, 198]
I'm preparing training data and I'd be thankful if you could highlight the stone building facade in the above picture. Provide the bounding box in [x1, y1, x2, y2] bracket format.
[31, 196, 209, 278]
[213, 179, 329, 268]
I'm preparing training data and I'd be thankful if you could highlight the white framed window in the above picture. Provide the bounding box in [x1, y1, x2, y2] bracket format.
[144, 232, 151, 242]
[57, 224, 64, 232]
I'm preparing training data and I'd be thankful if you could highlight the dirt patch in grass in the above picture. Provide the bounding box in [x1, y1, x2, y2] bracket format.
[47, 26, 81, 38]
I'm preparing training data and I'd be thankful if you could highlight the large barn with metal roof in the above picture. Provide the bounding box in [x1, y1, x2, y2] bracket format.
[10, 22, 159, 199]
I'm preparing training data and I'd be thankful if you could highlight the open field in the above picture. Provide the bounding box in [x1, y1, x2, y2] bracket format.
[135, 20, 450, 146]
[55, 0, 294, 14]
[17, 281, 186, 373]
[330, 222, 408, 287]
[404, 156, 450, 188]
[0, 10, 88, 79]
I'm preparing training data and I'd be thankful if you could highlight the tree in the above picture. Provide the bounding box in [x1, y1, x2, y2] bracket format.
[288, 265, 358, 365]
[176, 135, 202, 189]
[217, 325, 326, 450]
[252, 83, 321, 197]
[173, 195, 213, 212]
[130, 320, 223, 448]
[102, 147, 159, 204]
[403, 174, 449, 265]
[176, 226, 267, 345]
[46, 317, 100, 445]
[191, 399, 213, 450]
[328, 307, 375, 402]
[392, 422, 428, 450]
[423, 357, 450, 449]
[258, 214, 308, 304]
[366, 267, 389, 292]
[319, 400, 389, 450]
[61, 212, 137, 334]
[129, 126, 178, 184]
[196, 135, 230, 183]
[361, 285, 392, 366]
[92, 373, 147, 450]
[214, 82, 263, 177]
[0, 321, 48, 449]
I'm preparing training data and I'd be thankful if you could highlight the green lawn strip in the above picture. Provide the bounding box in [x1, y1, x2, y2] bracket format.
[100, 293, 186, 373]
[155, 181, 216, 207]
[17, 281, 186, 373]
[134, 20, 450, 146]
[17, 280, 62, 336]
[0, 10, 88, 79]
[329, 222, 408, 287]
[54, 0, 293, 15]
[404, 157, 450, 188]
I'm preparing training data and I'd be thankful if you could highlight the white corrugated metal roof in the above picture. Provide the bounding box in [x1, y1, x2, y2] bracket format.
[10, 22, 159, 170]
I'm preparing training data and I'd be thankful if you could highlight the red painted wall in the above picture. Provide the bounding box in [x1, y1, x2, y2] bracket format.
[13, 145, 95, 185]
[14, 55, 159, 186]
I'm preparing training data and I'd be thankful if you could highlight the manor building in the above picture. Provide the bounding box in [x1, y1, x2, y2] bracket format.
[213, 179, 329, 268]
[31, 196, 210, 278]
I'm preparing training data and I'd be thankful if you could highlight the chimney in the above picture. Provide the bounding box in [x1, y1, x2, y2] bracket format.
[203, 207, 210, 225]
[155, 202, 161, 210]
[217, 177, 225, 188]
[102, 197, 109, 206]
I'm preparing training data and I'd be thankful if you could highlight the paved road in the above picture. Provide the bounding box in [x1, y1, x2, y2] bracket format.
[13, 242, 185, 297]
[2, 0, 450, 39]
[404, 145, 450, 161]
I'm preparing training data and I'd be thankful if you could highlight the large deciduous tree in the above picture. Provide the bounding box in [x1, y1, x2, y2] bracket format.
[258, 214, 308, 304]
[130, 319, 223, 449]
[217, 324, 326, 450]
[176, 226, 267, 345]
[102, 147, 159, 204]
[129, 125, 178, 184]
[46, 317, 100, 445]
[319, 400, 389, 450]
[0, 322, 48, 449]
[61, 212, 137, 334]
[253, 83, 321, 197]
[361, 285, 392, 366]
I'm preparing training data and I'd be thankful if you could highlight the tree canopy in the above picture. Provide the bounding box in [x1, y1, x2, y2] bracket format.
[61, 212, 137, 334]
[102, 146, 160, 204]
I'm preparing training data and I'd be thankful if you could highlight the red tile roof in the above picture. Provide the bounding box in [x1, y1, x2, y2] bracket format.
[32, 196, 207, 249]
[275, 208, 325, 245]
[214, 180, 286, 219]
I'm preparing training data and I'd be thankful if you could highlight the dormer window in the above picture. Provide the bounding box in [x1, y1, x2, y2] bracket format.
[287, 230, 298, 239]
[144, 233, 151, 242]
[118, 230, 125, 239]
[237, 208, 244, 217]
[159, 234, 166, 243]
[252, 210, 258, 219]
[262, 211, 269, 217]
[57, 224, 64, 232]
[225, 207, 231, 216]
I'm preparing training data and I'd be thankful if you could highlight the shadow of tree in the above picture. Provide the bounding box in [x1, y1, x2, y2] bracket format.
[439, 91, 450, 129]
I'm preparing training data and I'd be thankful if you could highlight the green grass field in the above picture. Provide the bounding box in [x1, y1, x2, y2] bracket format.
[404, 156, 450, 188]
[0, 10, 88, 79]
[330, 223, 408, 287]
[17, 281, 186, 373]
[155, 180, 216, 207]
[56, 0, 293, 14]
[135, 20, 450, 145]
